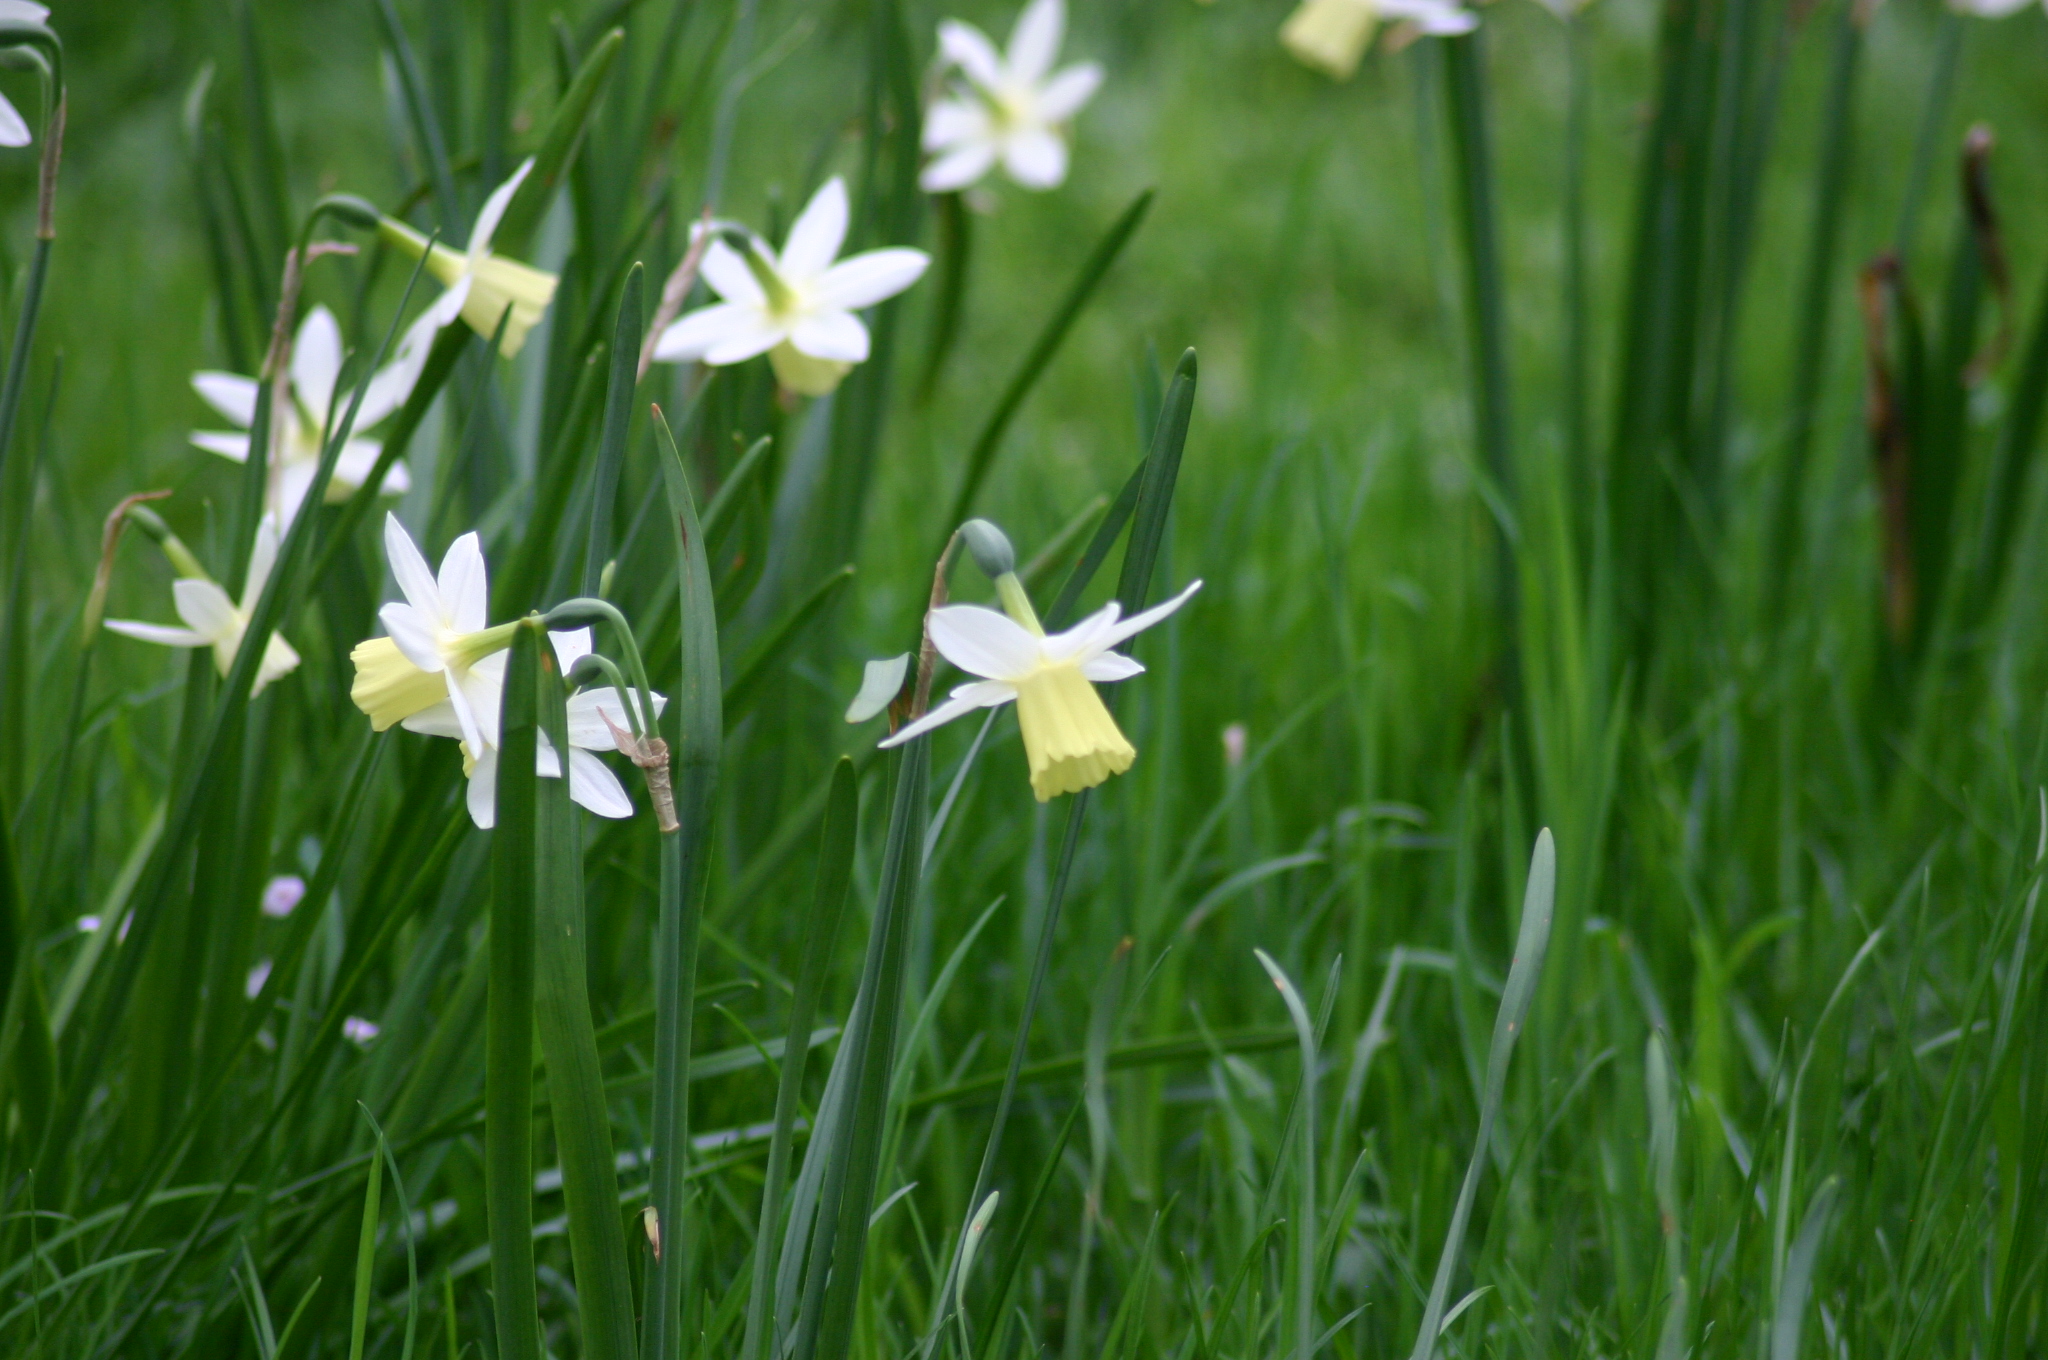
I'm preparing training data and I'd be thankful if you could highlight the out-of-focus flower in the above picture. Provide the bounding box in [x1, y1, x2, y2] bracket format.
[75, 914, 99, 933]
[880, 570, 1202, 801]
[379, 158, 559, 358]
[342, 1016, 380, 1045]
[922, 0, 1103, 193]
[1281, 0, 1476, 81]
[0, 3, 51, 148]
[261, 875, 306, 919]
[246, 959, 273, 999]
[650, 178, 929, 397]
[190, 306, 416, 526]
[105, 514, 301, 692]
[1948, 0, 2035, 15]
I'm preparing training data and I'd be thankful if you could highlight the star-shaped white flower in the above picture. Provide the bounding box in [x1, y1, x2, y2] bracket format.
[380, 158, 560, 358]
[922, 0, 1103, 193]
[104, 513, 302, 692]
[0, 3, 50, 148]
[880, 579, 1201, 801]
[650, 177, 930, 396]
[190, 305, 417, 527]
[399, 626, 665, 829]
[1280, 0, 1477, 81]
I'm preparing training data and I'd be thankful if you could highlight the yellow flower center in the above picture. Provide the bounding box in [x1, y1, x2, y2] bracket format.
[350, 636, 448, 730]
[1011, 661, 1135, 802]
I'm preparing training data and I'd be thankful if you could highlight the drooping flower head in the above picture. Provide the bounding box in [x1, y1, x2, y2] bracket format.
[379, 158, 560, 358]
[190, 305, 417, 526]
[0, 2, 51, 148]
[922, 0, 1103, 193]
[651, 177, 930, 397]
[104, 513, 302, 693]
[877, 523, 1200, 800]
[1280, 0, 1477, 81]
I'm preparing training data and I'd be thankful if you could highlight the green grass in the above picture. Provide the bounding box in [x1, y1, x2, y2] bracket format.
[4, 0, 2048, 1357]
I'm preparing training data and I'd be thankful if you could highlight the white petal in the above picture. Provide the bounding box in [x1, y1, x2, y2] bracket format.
[1035, 63, 1103, 123]
[1079, 650, 1144, 682]
[1084, 579, 1203, 656]
[1002, 130, 1069, 190]
[383, 512, 444, 619]
[700, 238, 768, 307]
[920, 142, 999, 194]
[0, 93, 31, 149]
[567, 686, 667, 748]
[928, 604, 1045, 680]
[291, 306, 345, 427]
[191, 431, 253, 462]
[455, 664, 505, 752]
[401, 700, 467, 740]
[466, 747, 498, 829]
[846, 653, 911, 723]
[790, 310, 870, 364]
[779, 177, 850, 282]
[193, 371, 260, 428]
[256, 633, 302, 691]
[876, 679, 1015, 747]
[937, 20, 1004, 90]
[276, 462, 320, 527]
[550, 627, 594, 671]
[1006, 0, 1066, 83]
[173, 579, 239, 640]
[653, 302, 781, 365]
[813, 249, 931, 311]
[425, 274, 474, 334]
[702, 311, 791, 366]
[242, 514, 282, 605]
[443, 668, 488, 760]
[357, 346, 421, 429]
[923, 98, 992, 153]
[536, 730, 564, 779]
[1379, 0, 1478, 30]
[330, 439, 393, 499]
[436, 532, 490, 633]
[105, 619, 210, 648]
[1041, 600, 1120, 663]
[380, 602, 445, 674]
[469, 157, 534, 257]
[567, 748, 635, 819]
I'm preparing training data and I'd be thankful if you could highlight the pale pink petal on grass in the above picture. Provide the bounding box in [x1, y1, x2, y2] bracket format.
[938, 19, 1004, 88]
[1006, 0, 1067, 82]
[1036, 63, 1103, 122]
[172, 579, 240, 639]
[816, 249, 931, 311]
[194, 372, 260, 427]
[700, 239, 767, 306]
[383, 513, 444, 620]
[791, 310, 870, 364]
[780, 177, 850, 280]
[105, 619, 210, 648]
[928, 605, 1045, 680]
[436, 532, 489, 633]
[1003, 129, 1069, 189]
[567, 749, 635, 818]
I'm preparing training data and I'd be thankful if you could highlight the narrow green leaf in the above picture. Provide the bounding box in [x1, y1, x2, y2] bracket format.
[345, 1121, 385, 1360]
[723, 564, 854, 729]
[492, 29, 625, 259]
[374, 0, 461, 232]
[584, 263, 645, 597]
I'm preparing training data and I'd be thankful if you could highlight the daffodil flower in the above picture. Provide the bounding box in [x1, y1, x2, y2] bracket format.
[104, 513, 302, 692]
[922, 0, 1103, 193]
[0, 3, 49, 148]
[1280, 0, 1476, 81]
[1948, 0, 2039, 16]
[880, 572, 1201, 801]
[650, 177, 930, 396]
[379, 158, 559, 358]
[190, 306, 417, 526]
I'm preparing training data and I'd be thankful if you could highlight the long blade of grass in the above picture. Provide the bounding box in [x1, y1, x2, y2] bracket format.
[584, 263, 644, 597]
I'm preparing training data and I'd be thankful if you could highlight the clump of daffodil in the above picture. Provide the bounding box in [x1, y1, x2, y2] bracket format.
[104, 511, 301, 692]
[922, 0, 1103, 193]
[1280, 0, 1476, 81]
[650, 177, 930, 397]
[377, 158, 558, 358]
[190, 305, 417, 526]
[877, 519, 1201, 801]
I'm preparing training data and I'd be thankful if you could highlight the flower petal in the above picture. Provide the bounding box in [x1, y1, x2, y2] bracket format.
[291, 306, 345, 427]
[0, 93, 31, 149]
[104, 619, 210, 648]
[1035, 62, 1103, 123]
[380, 602, 445, 674]
[242, 514, 282, 607]
[173, 579, 240, 640]
[920, 142, 1000, 194]
[466, 747, 499, 829]
[654, 303, 783, 366]
[442, 668, 488, 760]
[928, 604, 1045, 680]
[700, 239, 767, 307]
[938, 20, 1004, 90]
[276, 462, 320, 527]
[436, 532, 489, 634]
[468, 156, 534, 257]
[1079, 650, 1144, 682]
[567, 686, 667, 748]
[567, 748, 635, 819]
[790, 310, 871, 364]
[401, 699, 467, 740]
[780, 177, 850, 282]
[1002, 129, 1069, 190]
[330, 439, 392, 500]
[1083, 579, 1203, 656]
[550, 627, 594, 671]
[383, 512, 443, 620]
[846, 653, 911, 723]
[1006, 0, 1066, 83]
[193, 372, 260, 428]
[1379, 0, 1478, 31]
[191, 431, 253, 462]
[702, 310, 791, 366]
[923, 97, 992, 153]
[1041, 600, 1121, 663]
[876, 679, 1016, 748]
[814, 249, 931, 311]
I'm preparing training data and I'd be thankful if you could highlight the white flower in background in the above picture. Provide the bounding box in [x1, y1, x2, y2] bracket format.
[190, 306, 416, 526]
[650, 177, 930, 397]
[0, 3, 49, 148]
[104, 514, 302, 692]
[342, 1016, 381, 1045]
[400, 625, 665, 829]
[379, 158, 559, 358]
[245, 959, 273, 999]
[260, 875, 306, 919]
[880, 576, 1202, 800]
[922, 0, 1103, 193]
[1948, 0, 2037, 15]
[1281, 0, 1476, 81]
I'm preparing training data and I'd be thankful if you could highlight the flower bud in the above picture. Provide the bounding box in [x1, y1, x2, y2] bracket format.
[959, 518, 1016, 581]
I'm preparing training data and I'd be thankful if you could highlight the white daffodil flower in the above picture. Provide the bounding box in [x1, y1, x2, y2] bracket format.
[847, 653, 912, 723]
[379, 158, 559, 358]
[880, 574, 1201, 801]
[650, 177, 930, 397]
[398, 625, 665, 828]
[922, 0, 1103, 193]
[105, 513, 301, 692]
[190, 305, 417, 527]
[0, 3, 49, 148]
[1948, 0, 2038, 16]
[1281, 0, 1476, 81]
